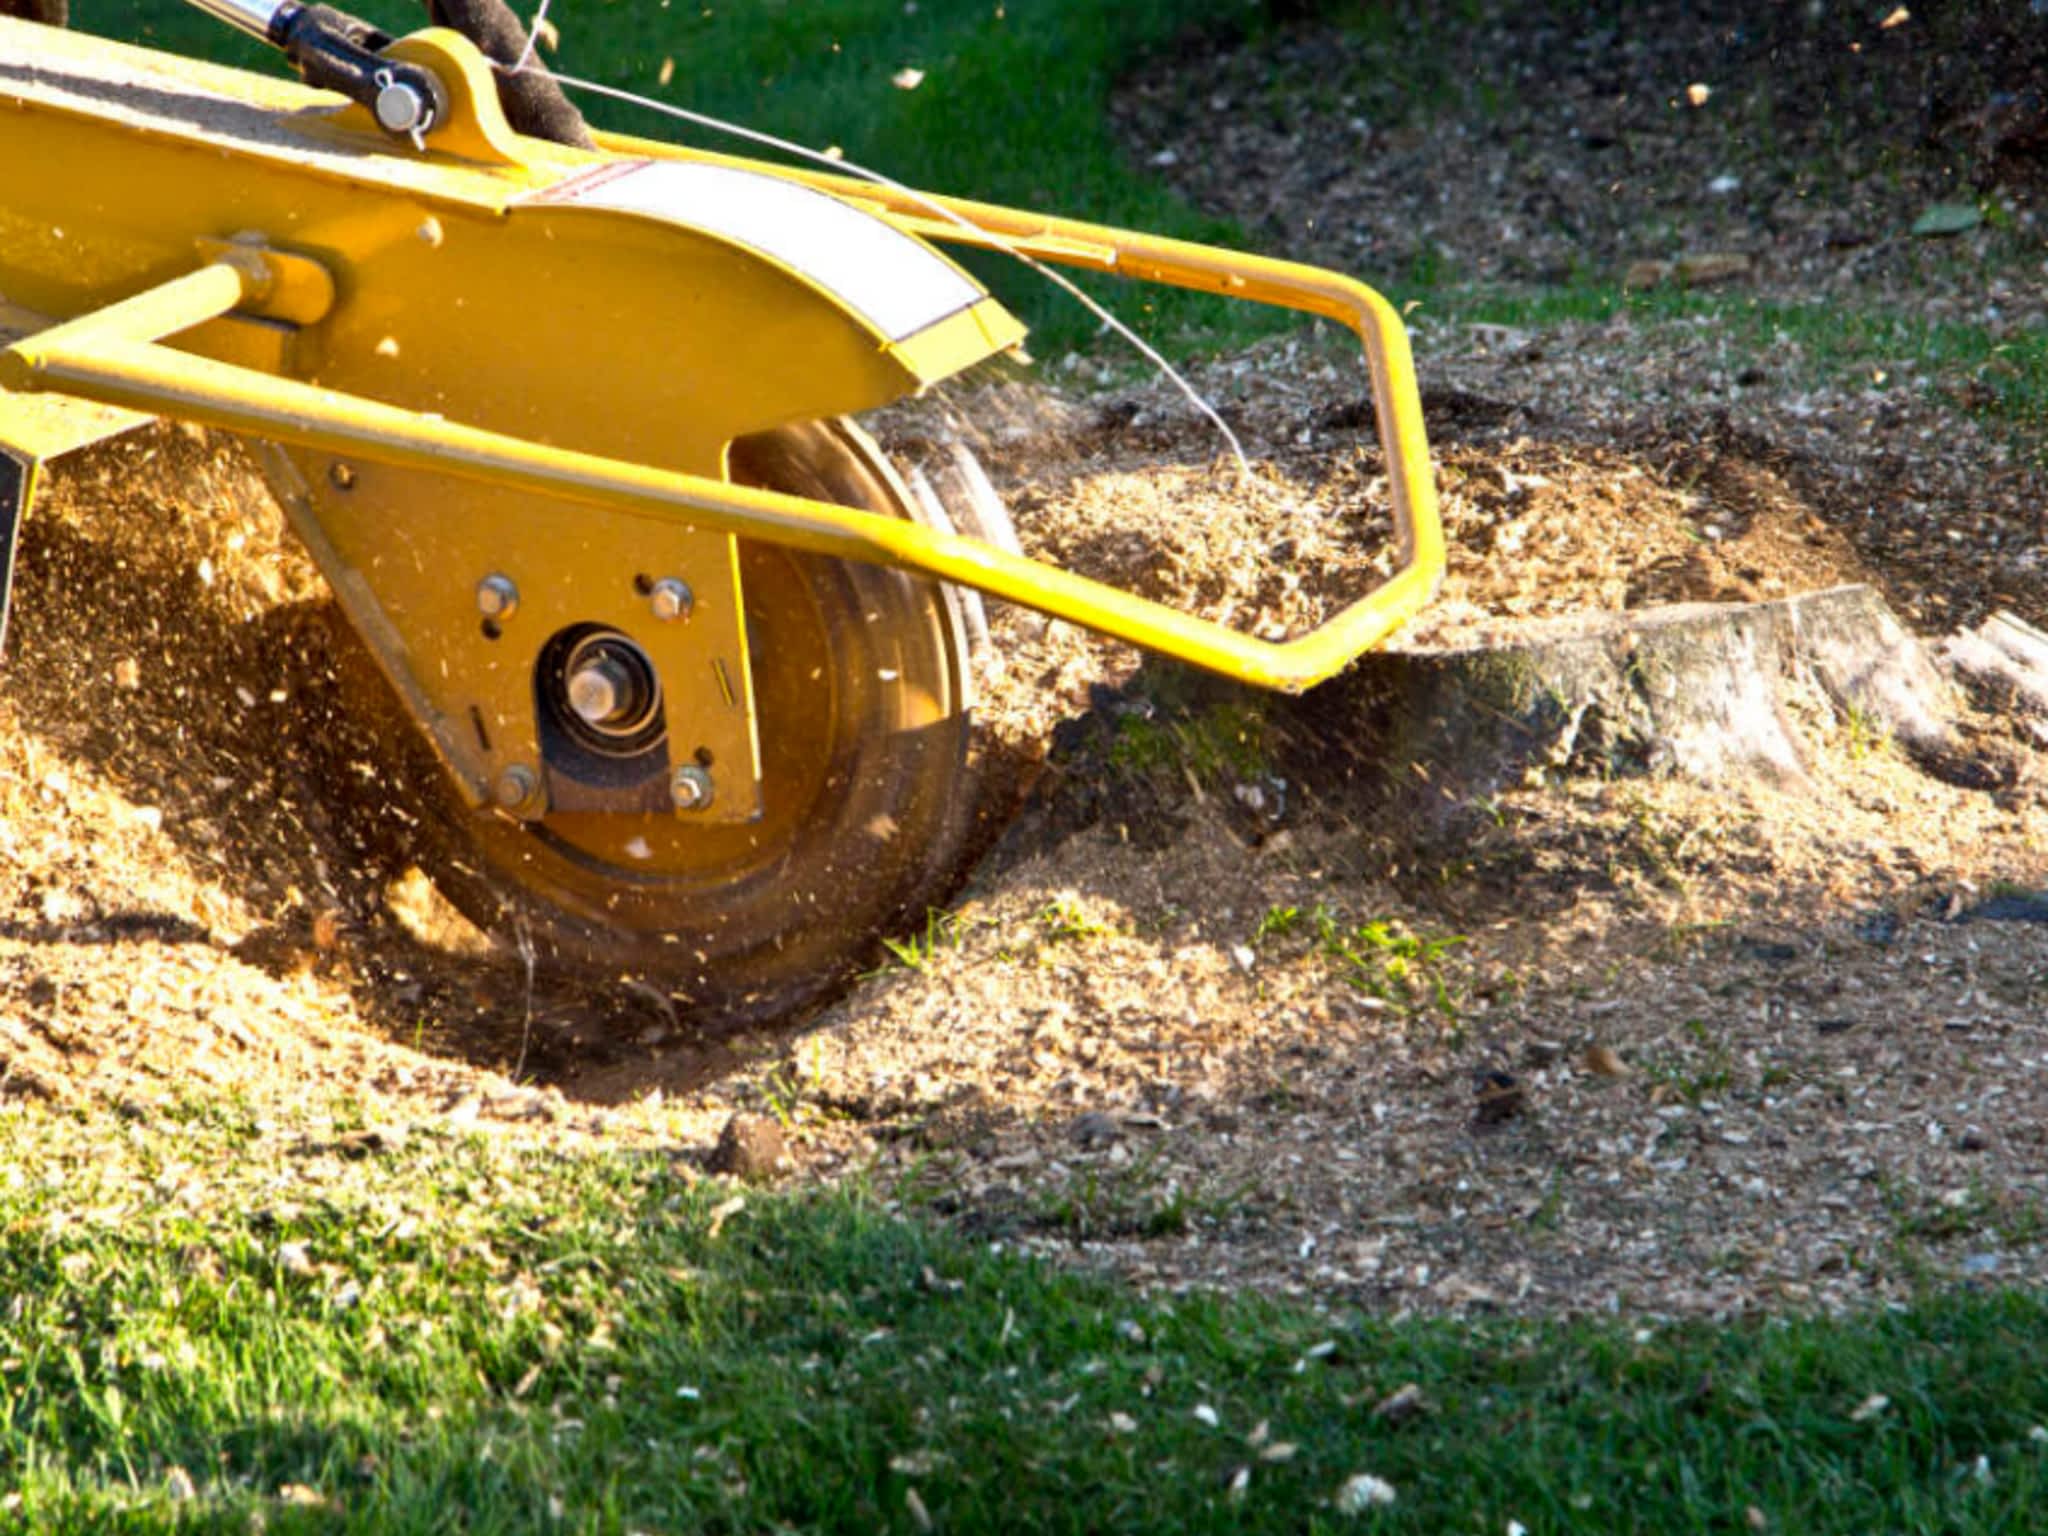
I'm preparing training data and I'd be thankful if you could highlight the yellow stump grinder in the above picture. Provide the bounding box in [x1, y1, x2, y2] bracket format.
[0, 0, 1444, 1022]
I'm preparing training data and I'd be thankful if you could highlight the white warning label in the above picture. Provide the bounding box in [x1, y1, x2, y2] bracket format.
[529, 160, 983, 343]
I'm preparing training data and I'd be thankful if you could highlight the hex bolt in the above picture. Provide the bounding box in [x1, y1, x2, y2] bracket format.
[648, 577, 694, 623]
[566, 653, 635, 726]
[670, 764, 715, 811]
[475, 573, 519, 620]
[493, 763, 538, 811]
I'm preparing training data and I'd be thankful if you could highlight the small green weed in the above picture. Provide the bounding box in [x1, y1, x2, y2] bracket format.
[1034, 1154, 1253, 1241]
[756, 1043, 829, 1127]
[1644, 1021, 1736, 1105]
[1257, 902, 1468, 1016]
[1528, 1171, 1570, 1231]
[1651, 918, 1733, 961]
[874, 905, 973, 975]
[1840, 701, 1892, 761]
[1620, 794, 1706, 892]
[1253, 904, 1305, 943]
[1036, 1164, 1191, 1239]
[1883, 1177, 2048, 1249]
[1317, 908, 1467, 1015]
[1040, 895, 1121, 944]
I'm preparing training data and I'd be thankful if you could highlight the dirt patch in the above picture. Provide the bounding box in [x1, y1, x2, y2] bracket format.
[0, 423, 694, 1139]
[1115, 0, 2048, 314]
[6, 307, 2048, 1318]
[762, 341, 2048, 1317]
[951, 376, 1873, 642]
[6, 4, 2048, 1320]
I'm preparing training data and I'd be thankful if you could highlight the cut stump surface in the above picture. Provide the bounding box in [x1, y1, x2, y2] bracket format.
[1289, 584, 1974, 810]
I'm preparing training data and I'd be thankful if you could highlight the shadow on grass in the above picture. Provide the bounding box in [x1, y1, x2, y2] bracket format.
[2, 1124, 2046, 1532]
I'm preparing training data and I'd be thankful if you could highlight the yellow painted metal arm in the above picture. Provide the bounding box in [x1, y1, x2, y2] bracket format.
[602, 138, 1446, 621]
[890, 204, 1442, 572]
[2, 253, 1441, 693]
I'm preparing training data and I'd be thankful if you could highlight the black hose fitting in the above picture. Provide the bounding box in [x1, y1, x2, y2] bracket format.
[271, 3, 447, 141]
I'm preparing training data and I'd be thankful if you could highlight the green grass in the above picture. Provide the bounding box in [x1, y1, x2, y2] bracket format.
[65, 1, 2048, 432]
[1402, 282, 2048, 445]
[1253, 901, 1467, 1018]
[871, 905, 975, 976]
[1027, 1147, 1207, 1240]
[1038, 894, 1120, 944]
[1, 1104, 2046, 1532]
[71, 0, 1294, 355]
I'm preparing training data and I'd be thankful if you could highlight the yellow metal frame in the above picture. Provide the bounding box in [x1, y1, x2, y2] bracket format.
[0, 19, 1442, 695]
[3, 241, 1439, 696]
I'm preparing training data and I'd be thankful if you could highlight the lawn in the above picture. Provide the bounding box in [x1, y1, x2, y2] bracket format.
[1423, 283, 2048, 445]
[13, 5, 2048, 1532]
[3, 1107, 2045, 1532]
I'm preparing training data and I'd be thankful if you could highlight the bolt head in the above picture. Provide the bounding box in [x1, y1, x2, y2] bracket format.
[566, 658, 629, 726]
[374, 80, 430, 136]
[493, 764, 538, 810]
[476, 574, 518, 619]
[648, 577, 693, 623]
[670, 764, 714, 811]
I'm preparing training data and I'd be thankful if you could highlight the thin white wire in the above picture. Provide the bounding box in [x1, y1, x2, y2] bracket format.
[508, 0, 552, 75]
[497, 52, 1252, 480]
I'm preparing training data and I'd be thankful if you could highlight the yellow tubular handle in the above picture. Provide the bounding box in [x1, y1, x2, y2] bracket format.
[605, 144, 1448, 642]
[2, 242, 1443, 694]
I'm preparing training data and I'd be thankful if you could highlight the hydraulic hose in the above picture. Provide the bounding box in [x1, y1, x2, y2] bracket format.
[0, 0, 68, 25]
[425, 0, 593, 148]
[176, 0, 592, 150]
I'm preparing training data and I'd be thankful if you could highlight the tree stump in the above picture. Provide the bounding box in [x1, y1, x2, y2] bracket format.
[1003, 583, 2017, 862]
[1939, 610, 2048, 739]
[1289, 584, 1961, 809]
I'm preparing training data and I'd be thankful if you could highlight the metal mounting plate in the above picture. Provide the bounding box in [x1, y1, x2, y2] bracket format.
[273, 448, 763, 823]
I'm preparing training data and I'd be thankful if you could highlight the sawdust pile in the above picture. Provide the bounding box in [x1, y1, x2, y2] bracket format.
[4, 307, 2048, 1317]
[5, 0, 2048, 1317]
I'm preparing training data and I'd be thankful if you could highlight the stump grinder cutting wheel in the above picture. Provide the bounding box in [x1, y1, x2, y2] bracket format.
[0, 0, 1445, 1024]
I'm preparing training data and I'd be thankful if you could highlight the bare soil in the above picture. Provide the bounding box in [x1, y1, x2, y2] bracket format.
[1117, 0, 2048, 318]
[5, 3, 2048, 1318]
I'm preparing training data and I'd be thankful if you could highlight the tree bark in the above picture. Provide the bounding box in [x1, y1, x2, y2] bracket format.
[1287, 585, 1966, 812]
